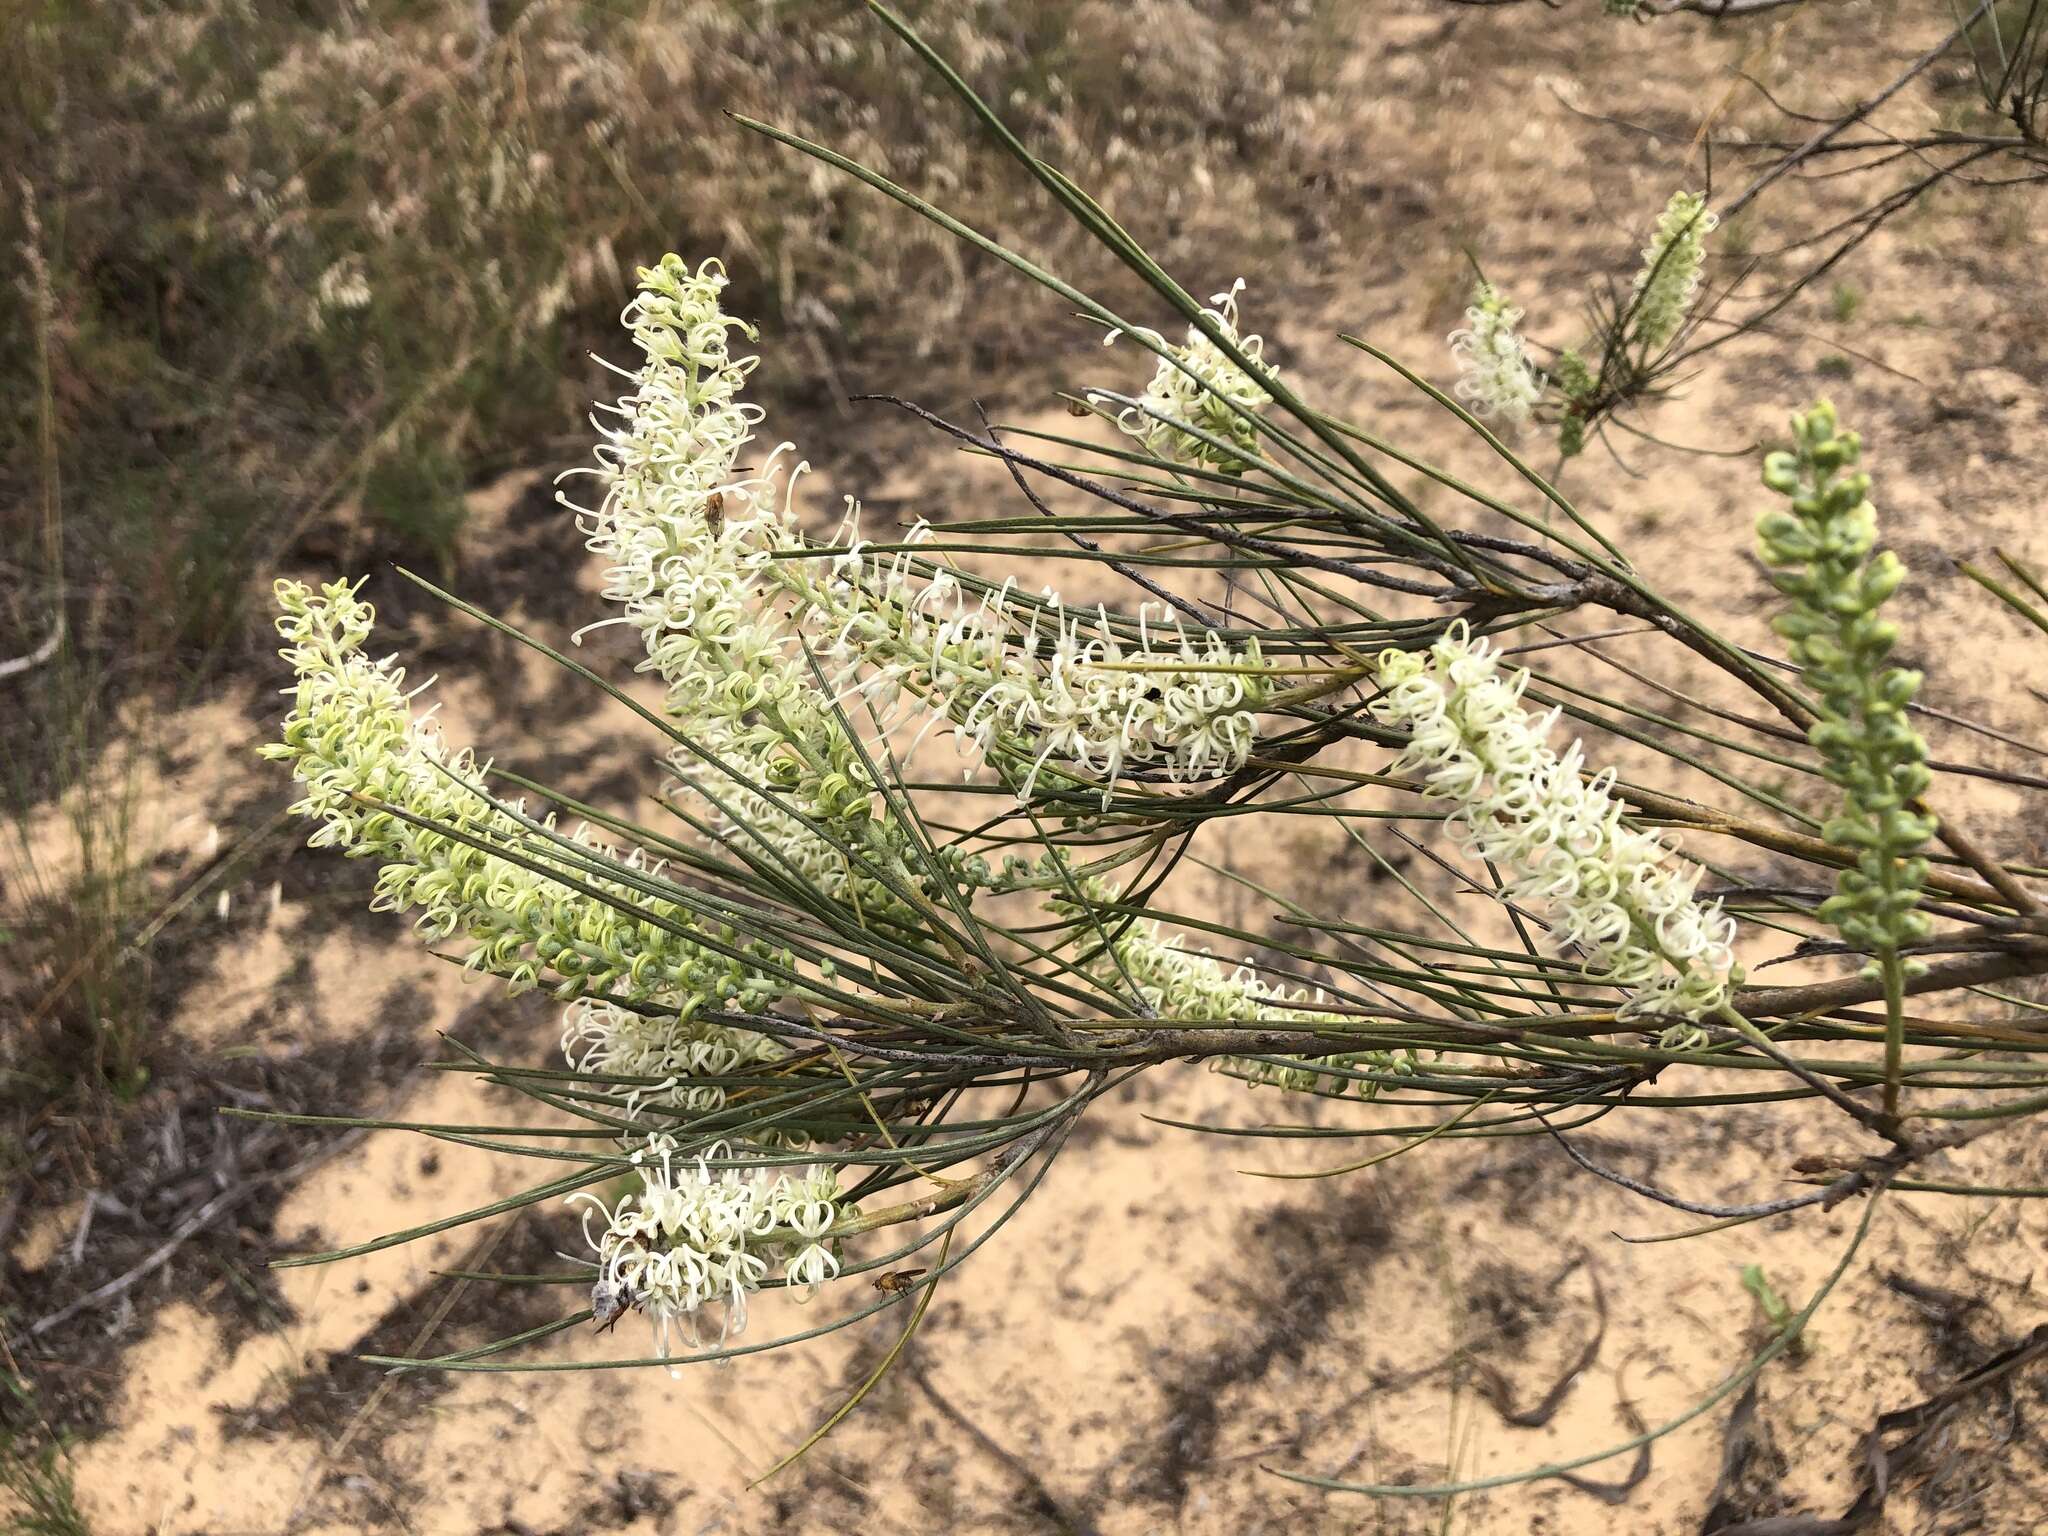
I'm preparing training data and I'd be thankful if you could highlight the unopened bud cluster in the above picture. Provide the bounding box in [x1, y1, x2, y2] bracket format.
[1758, 402, 1933, 957]
[1553, 348, 1597, 459]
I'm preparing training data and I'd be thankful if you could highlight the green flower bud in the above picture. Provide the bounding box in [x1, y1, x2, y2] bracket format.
[1754, 404, 1933, 957]
[1762, 453, 1801, 495]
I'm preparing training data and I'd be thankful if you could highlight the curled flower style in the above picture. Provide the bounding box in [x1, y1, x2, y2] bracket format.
[574, 1136, 844, 1356]
[562, 998, 786, 1116]
[1448, 281, 1541, 425]
[559, 255, 1275, 830]
[1629, 190, 1717, 353]
[311, 256, 372, 324]
[1050, 874, 1410, 1096]
[1371, 623, 1740, 1019]
[1102, 279, 1274, 472]
[261, 578, 790, 1014]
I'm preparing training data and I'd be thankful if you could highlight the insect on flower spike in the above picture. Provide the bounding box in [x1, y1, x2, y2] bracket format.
[572, 1134, 847, 1364]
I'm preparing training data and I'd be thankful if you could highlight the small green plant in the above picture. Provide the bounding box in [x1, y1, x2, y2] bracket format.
[3, 186, 155, 1108]
[0, 1373, 89, 1536]
[1829, 284, 1862, 323]
[1, 717, 157, 1106]
[0, 1444, 86, 1536]
[1739, 1263, 1812, 1362]
[362, 445, 469, 578]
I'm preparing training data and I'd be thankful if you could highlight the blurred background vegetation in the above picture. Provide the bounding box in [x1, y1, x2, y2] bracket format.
[0, 0, 1344, 673]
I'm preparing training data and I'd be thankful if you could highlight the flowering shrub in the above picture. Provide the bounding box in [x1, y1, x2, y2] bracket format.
[269, 254, 1307, 1353]
[1434, 190, 1719, 458]
[248, 7, 2048, 1508]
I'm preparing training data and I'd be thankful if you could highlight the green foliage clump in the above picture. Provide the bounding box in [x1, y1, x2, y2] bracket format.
[1, 1371, 88, 1536]
[1756, 402, 1934, 958]
[361, 445, 468, 578]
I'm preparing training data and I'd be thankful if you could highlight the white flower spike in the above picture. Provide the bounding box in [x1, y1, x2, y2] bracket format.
[1371, 622, 1740, 1020]
[1448, 280, 1541, 426]
[1629, 191, 1717, 353]
[1103, 280, 1274, 472]
[573, 1136, 844, 1358]
[261, 578, 789, 1017]
[560, 255, 1278, 829]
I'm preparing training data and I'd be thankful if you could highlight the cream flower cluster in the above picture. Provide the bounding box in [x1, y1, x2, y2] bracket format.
[1103, 280, 1274, 472]
[1629, 191, 1717, 353]
[561, 998, 786, 1115]
[1050, 874, 1407, 1095]
[262, 578, 791, 1015]
[564, 255, 1274, 828]
[815, 546, 1272, 798]
[1370, 623, 1739, 1020]
[1448, 281, 1541, 425]
[574, 1135, 842, 1355]
[563, 256, 903, 909]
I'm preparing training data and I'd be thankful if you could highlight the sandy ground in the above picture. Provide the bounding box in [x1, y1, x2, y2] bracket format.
[8, 3, 2048, 1533]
